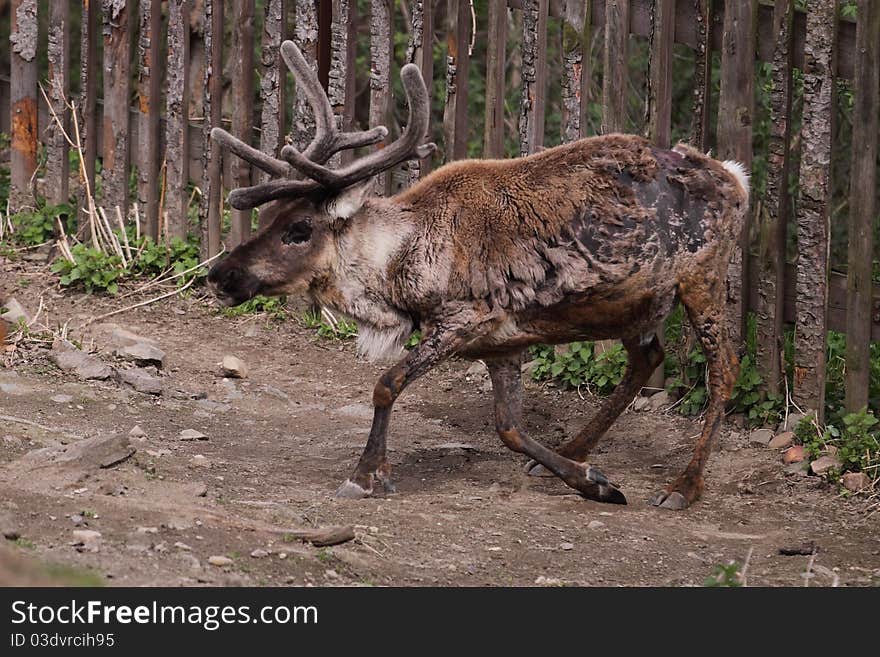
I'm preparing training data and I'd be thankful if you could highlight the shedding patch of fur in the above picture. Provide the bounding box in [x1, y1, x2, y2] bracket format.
[356, 320, 413, 363]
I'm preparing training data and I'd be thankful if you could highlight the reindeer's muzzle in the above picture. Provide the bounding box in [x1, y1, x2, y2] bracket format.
[207, 258, 262, 307]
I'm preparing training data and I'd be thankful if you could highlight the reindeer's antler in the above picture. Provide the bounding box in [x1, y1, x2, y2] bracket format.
[212, 40, 436, 210]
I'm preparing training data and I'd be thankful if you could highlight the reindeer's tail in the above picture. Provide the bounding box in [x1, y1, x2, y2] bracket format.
[720, 159, 751, 204]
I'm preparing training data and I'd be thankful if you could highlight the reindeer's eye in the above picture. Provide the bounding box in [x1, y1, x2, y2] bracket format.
[282, 220, 312, 245]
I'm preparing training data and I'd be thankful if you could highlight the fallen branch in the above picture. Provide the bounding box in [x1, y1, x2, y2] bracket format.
[81, 276, 196, 327]
[272, 525, 356, 547]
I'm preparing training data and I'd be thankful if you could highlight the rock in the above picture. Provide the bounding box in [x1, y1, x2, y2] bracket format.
[465, 361, 486, 378]
[115, 342, 165, 367]
[220, 355, 248, 379]
[521, 359, 540, 378]
[190, 455, 210, 468]
[779, 411, 812, 433]
[782, 445, 807, 464]
[435, 442, 477, 452]
[784, 461, 809, 477]
[136, 526, 158, 534]
[128, 425, 146, 438]
[19, 434, 135, 471]
[587, 520, 605, 530]
[648, 390, 671, 411]
[51, 342, 114, 380]
[190, 482, 208, 497]
[769, 431, 794, 449]
[324, 569, 339, 579]
[336, 403, 373, 420]
[823, 445, 839, 457]
[118, 368, 163, 395]
[51, 394, 74, 404]
[179, 429, 208, 441]
[106, 326, 158, 349]
[70, 514, 85, 526]
[0, 381, 30, 395]
[633, 396, 651, 412]
[1, 298, 30, 325]
[208, 555, 233, 567]
[71, 529, 102, 550]
[250, 548, 270, 559]
[842, 472, 871, 493]
[748, 428, 774, 447]
[559, 542, 574, 551]
[810, 455, 841, 476]
[174, 542, 192, 551]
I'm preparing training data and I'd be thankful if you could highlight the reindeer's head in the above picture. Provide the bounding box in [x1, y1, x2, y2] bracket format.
[208, 41, 434, 307]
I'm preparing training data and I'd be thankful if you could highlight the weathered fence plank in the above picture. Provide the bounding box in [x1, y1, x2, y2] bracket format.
[716, 0, 756, 348]
[293, 0, 320, 151]
[646, 0, 673, 148]
[756, 0, 795, 393]
[229, 0, 255, 246]
[79, 0, 99, 235]
[46, 0, 71, 208]
[845, 0, 880, 412]
[328, 0, 357, 167]
[645, 0, 674, 391]
[445, 0, 472, 161]
[519, 0, 549, 155]
[101, 0, 132, 219]
[200, 0, 224, 258]
[560, 0, 590, 143]
[601, 0, 629, 134]
[259, 0, 286, 226]
[165, 0, 191, 240]
[484, 0, 508, 156]
[370, 0, 393, 194]
[406, 0, 435, 180]
[690, 0, 713, 150]
[9, 0, 38, 211]
[137, 0, 161, 240]
[794, 0, 838, 423]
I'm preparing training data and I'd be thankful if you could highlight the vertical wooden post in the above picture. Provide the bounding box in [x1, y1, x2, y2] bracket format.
[329, 0, 357, 165]
[137, 0, 161, 240]
[690, 0, 713, 150]
[645, 0, 675, 391]
[484, 0, 508, 157]
[444, 0, 471, 161]
[101, 0, 132, 219]
[369, 0, 393, 194]
[716, 0, 756, 348]
[9, 0, 38, 212]
[560, 0, 590, 144]
[79, 0, 99, 235]
[794, 0, 838, 423]
[519, 0, 549, 156]
[201, 0, 224, 258]
[406, 0, 435, 181]
[165, 0, 190, 240]
[757, 0, 795, 393]
[230, 0, 255, 247]
[293, 0, 320, 151]
[259, 0, 286, 226]
[844, 0, 879, 412]
[601, 0, 629, 134]
[46, 0, 71, 208]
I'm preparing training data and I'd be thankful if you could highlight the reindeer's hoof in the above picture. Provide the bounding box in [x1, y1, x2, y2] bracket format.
[335, 479, 372, 499]
[524, 459, 554, 477]
[577, 465, 627, 505]
[648, 490, 689, 510]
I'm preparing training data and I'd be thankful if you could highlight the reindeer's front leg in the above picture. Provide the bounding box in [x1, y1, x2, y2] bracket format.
[335, 326, 469, 499]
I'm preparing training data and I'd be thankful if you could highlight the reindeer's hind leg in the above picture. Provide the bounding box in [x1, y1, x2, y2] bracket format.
[649, 278, 738, 510]
[487, 354, 626, 504]
[526, 334, 664, 476]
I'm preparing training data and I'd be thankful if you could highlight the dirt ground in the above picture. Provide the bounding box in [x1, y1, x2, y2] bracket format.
[1, 258, 879, 587]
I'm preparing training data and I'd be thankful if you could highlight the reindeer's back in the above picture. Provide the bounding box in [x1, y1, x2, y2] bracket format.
[395, 134, 746, 311]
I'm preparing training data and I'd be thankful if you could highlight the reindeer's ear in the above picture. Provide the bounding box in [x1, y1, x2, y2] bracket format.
[326, 180, 373, 222]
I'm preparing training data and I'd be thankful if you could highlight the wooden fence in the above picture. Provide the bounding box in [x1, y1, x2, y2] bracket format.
[1, 0, 879, 420]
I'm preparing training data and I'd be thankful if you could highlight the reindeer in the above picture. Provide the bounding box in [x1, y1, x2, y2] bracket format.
[208, 41, 749, 510]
